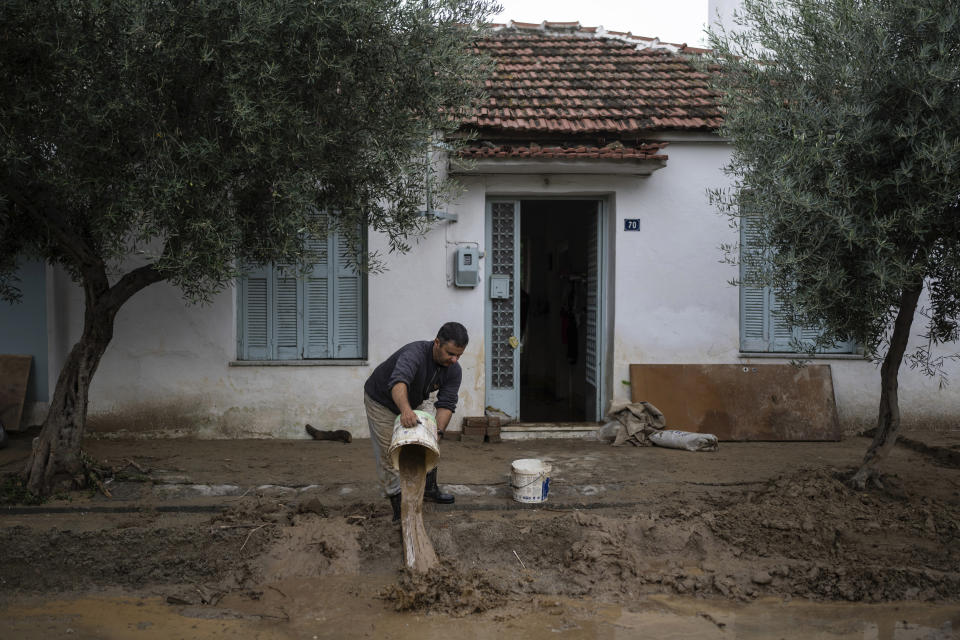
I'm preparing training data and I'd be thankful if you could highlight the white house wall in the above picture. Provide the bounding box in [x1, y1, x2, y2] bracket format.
[456, 140, 959, 434]
[42, 139, 959, 437]
[46, 208, 486, 439]
[610, 140, 958, 433]
[609, 140, 742, 383]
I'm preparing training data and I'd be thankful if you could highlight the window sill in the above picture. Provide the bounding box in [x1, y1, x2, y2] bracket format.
[738, 352, 867, 361]
[229, 359, 368, 367]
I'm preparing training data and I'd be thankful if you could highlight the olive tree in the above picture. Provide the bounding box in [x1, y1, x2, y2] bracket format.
[0, 0, 496, 495]
[708, 0, 960, 488]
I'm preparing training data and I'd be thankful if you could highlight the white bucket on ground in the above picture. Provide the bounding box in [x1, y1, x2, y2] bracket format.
[388, 410, 440, 472]
[511, 458, 552, 504]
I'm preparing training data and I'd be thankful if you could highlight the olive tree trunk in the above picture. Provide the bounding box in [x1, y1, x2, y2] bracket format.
[24, 263, 162, 496]
[849, 280, 924, 490]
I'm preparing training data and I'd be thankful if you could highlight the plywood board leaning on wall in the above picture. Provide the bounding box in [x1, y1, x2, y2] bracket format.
[629, 363, 840, 441]
[0, 354, 32, 431]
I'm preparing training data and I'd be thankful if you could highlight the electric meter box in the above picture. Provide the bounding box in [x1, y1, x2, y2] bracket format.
[454, 247, 480, 287]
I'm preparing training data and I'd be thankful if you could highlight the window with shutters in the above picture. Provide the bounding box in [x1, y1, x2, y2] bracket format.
[237, 226, 366, 361]
[740, 217, 855, 354]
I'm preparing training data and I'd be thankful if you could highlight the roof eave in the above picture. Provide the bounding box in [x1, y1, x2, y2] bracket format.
[449, 157, 668, 177]
[642, 130, 728, 143]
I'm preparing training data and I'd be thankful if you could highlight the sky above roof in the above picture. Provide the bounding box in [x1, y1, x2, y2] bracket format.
[492, 0, 710, 47]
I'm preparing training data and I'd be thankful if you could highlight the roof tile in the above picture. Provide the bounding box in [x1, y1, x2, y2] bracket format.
[466, 26, 722, 135]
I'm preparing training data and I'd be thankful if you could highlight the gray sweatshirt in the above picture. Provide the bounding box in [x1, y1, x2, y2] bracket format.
[364, 341, 462, 414]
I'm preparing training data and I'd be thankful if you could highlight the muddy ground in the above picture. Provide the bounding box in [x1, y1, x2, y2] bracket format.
[1, 427, 959, 638]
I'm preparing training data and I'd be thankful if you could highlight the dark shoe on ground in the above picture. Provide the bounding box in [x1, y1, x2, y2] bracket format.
[423, 468, 455, 504]
[389, 492, 402, 522]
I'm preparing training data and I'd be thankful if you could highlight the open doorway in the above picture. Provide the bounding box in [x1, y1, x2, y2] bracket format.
[519, 200, 598, 422]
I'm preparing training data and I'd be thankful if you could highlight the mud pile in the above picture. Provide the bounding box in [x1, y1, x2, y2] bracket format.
[382, 563, 508, 615]
[2, 468, 958, 612]
[558, 468, 960, 603]
[0, 517, 273, 592]
[707, 468, 960, 601]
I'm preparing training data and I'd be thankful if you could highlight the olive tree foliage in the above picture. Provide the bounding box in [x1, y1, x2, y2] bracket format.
[0, 0, 497, 495]
[707, 0, 960, 488]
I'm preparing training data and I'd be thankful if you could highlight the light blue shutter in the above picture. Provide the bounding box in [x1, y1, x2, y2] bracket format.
[740, 212, 854, 353]
[274, 264, 301, 359]
[304, 219, 331, 358]
[770, 292, 795, 351]
[239, 215, 365, 360]
[240, 264, 271, 359]
[797, 317, 857, 353]
[740, 215, 769, 351]
[333, 231, 364, 358]
[795, 324, 822, 351]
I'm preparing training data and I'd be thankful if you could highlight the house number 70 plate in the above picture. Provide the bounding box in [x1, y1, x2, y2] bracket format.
[624, 218, 641, 231]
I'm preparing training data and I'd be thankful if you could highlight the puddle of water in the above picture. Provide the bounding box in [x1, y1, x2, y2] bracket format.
[0, 596, 285, 639]
[2, 584, 956, 640]
[645, 595, 958, 640]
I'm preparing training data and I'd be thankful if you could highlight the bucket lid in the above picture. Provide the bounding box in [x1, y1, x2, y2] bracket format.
[388, 410, 440, 472]
[511, 458, 551, 474]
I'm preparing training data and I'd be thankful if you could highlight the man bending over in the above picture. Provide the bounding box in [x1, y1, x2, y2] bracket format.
[363, 322, 467, 521]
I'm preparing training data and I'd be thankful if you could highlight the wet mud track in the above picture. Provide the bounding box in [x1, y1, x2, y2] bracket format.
[1, 433, 959, 637]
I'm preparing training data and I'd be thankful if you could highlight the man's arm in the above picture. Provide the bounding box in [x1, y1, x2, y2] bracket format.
[391, 383, 419, 428]
[435, 408, 453, 437]
[434, 364, 462, 415]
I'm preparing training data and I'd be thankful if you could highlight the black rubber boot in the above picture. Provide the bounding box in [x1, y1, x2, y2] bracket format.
[389, 492, 402, 522]
[423, 468, 455, 504]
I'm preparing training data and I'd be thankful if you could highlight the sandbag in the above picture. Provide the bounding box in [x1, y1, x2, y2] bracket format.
[648, 429, 719, 452]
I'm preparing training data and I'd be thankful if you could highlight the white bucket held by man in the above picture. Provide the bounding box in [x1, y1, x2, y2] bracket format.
[511, 458, 552, 503]
[388, 410, 440, 472]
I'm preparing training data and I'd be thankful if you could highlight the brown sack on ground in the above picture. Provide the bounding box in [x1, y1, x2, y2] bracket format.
[305, 424, 352, 443]
[607, 401, 666, 446]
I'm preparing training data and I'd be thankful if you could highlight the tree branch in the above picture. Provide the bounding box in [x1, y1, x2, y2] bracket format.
[105, 264, 165, 312]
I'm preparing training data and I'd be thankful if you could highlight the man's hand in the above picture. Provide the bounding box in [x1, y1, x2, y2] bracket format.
[392, 383, 418, 428]
[400, 408, 419, 428]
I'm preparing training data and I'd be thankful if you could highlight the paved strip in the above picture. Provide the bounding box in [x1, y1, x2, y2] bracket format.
[1, 499, 659, 516]
[1, 504, 226, 515]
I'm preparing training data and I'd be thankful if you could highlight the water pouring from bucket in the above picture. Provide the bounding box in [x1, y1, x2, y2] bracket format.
[389, 410, 440, 572]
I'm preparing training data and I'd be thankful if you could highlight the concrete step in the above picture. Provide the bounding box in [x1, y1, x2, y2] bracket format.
[501, 423, 601, 440]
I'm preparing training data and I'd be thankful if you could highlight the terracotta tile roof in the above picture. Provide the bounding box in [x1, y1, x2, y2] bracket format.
[466, 23, 722, 136]
[459, 141, 668, 161]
